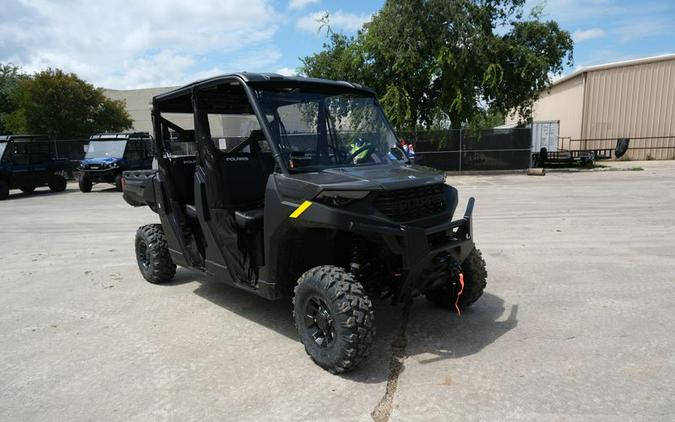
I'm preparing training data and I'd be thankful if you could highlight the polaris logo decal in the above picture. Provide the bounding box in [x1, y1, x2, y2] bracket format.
[225, 156, 249, 162]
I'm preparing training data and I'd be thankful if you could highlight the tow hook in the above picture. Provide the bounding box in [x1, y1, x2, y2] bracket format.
[434, 254, 465, 315]
[455, 272, 465, 315]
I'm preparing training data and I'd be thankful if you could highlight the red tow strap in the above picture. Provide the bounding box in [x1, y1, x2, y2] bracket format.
[455, 273, 465, 315]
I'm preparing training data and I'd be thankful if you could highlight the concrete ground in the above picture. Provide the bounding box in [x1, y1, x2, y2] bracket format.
[0, 162, 673, 421]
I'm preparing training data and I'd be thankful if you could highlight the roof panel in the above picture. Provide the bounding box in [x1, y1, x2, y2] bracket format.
[153, 72, 375, 106]
[551, 53, 675, 87]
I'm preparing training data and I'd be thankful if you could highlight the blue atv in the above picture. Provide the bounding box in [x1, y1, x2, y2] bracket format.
[0, 135, 69, 200]
[78, 133, 153, 192]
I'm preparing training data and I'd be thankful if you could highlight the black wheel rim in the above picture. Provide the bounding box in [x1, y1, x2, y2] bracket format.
[304, 296, 335, 348]
[137, 240, 150, 270]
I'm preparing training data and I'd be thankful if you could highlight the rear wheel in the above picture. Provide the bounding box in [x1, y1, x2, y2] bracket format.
[135, 224, 176, 284]
[293, 265, 375, 373]
[425, 247, 487, 310]
[114, 174, 123, 192]
[20, 185, 36, 193]
[0, 179, 9, 200]
[78, 174, 92, 192]
[48, 174, 67, 192]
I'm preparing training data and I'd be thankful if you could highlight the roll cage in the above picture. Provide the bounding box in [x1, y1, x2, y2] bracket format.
[150, 73, 382, 176]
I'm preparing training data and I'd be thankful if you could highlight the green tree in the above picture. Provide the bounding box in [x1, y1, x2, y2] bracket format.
[0, 63, 28, 134]
[301, 0, 573, 131]
[7, 68, 132, 138]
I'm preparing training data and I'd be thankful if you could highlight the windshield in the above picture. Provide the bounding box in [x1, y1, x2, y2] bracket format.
[256, 89, 405, 171]
[0, 142, 6, 159]
[85, 140, 127, 159]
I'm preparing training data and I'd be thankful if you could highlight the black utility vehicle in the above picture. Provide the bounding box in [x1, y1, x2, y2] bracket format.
[78, 132, 152, 192]
[123, 73, 487, 373]
[0, 135, 69, 200]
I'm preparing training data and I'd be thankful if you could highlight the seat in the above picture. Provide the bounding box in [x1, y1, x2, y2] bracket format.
[169, 155, 197, 205]
[186, 204, 263, 229]
[185, 204, 197, 220]
[234, 208, 264, 230]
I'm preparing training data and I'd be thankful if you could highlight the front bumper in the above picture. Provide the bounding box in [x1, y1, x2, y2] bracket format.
[350, 198, 475, 300]
[79, 168, 119, 182]
[292, 196, 475, 301]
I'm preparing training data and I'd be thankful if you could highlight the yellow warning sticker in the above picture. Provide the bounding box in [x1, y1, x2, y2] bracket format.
[289, 200, 313, 219]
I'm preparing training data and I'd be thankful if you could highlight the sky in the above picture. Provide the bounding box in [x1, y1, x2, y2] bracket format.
[1, 0, 673, 89]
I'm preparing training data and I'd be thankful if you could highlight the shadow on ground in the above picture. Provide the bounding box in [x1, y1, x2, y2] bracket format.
[3, 187, 73, 201]
[2, 184, 118, 201]
[87, 186, 120, 193]
[406, 295, 518, 363]
[168, 268, 517, 383]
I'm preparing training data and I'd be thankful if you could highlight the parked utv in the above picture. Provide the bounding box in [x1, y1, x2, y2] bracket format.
[123, 73, 487, 373]
[0, 135, 69, 200]
[78, 132, 152, 192]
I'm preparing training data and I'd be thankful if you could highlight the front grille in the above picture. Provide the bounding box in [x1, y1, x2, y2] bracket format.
[374, 184, 446, 222]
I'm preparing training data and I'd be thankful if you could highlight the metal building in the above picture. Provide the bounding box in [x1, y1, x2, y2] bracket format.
[104, 87, 175, 133]
[507, 54, 675, 160]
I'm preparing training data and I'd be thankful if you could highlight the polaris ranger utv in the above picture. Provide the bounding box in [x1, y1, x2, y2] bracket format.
[123, 73, 486, 373]
[78, 132, 152, 192]
[0, 135, 69, 200]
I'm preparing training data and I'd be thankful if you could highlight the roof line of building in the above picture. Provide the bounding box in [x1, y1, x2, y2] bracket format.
[104, 86, 176, 93]
[550, 53, 675, 87]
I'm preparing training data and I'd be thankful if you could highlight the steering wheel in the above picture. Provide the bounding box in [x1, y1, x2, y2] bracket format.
[325, 143, 348, 163]
[347, 144, 378, 164]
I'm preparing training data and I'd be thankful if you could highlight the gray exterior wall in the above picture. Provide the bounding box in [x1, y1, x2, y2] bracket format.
[103, 87, 175, 133]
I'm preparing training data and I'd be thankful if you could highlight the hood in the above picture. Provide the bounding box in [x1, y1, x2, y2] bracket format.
[278, 163, 446, 201]
[295, 164, 444, 190]
[81, 156, 122, 166]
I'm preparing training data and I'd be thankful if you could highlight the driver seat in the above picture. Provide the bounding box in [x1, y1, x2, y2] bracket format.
[186, 200, 264, 230]
[234, 208, 264, 230]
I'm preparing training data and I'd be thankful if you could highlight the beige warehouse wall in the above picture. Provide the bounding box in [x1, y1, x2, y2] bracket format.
[104, 87, 175, 133]
[505, 74, 585, 140]
[533, 75, 584, 139]
[582, 58, 675, 159]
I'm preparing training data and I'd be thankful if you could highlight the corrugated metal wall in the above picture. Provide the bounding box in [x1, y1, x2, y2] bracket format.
[581, 58, 675, 160]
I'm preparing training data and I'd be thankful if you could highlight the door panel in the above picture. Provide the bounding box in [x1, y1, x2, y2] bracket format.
[192, 87, 265, 285]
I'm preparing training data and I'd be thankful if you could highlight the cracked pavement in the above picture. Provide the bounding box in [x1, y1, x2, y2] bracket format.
[1, 161, 674, 421]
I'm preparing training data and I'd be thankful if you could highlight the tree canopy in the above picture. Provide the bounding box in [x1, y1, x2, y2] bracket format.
[0, 64, 27, 134]
[4, 68, 132, 138]
[301, 0, 573, 131]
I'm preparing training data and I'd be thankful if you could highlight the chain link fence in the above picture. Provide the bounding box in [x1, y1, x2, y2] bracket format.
[401, 128, 532, 171]
[48, 128, 535, 174]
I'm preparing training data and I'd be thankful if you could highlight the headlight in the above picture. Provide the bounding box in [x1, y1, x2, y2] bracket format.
[314, 190, 370, 207]
[109, 162, 119, 168]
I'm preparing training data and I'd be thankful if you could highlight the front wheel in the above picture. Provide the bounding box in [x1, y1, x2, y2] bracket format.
[20, 185, 36, 193]
[48, 174, 67, 192]
[135, 224, 176, 284]
[78, 174, 92, 192]
[425, 247, 487, 310]
[293, 266, 375, 373]
[114, 174, 123, 192]
[0, 180, 9, 200]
